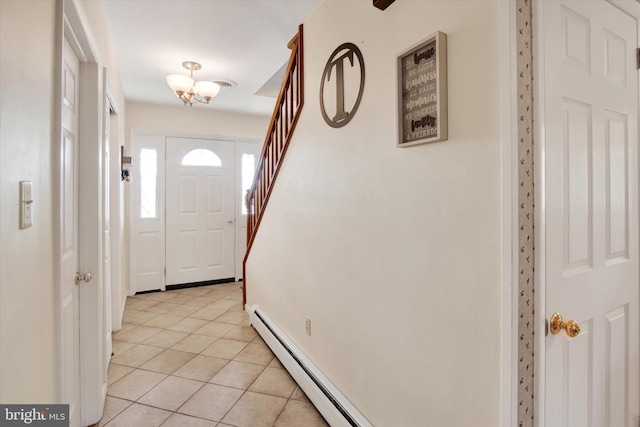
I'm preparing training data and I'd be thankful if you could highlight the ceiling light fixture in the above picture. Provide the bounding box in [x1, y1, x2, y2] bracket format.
[166, 61, 220, 107]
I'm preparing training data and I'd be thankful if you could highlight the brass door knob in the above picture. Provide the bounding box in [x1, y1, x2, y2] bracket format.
[549, 313, 580, 338]
[75, 272, 92, 285]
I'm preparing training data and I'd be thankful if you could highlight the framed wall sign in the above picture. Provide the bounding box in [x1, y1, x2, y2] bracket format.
[397, 31, 447, 147]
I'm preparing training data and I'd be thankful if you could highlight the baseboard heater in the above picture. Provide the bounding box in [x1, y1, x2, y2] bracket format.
[247, 305, 373, 427]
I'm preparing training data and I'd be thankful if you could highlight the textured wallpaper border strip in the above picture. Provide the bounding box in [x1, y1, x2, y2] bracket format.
[516, 0, 535, 426]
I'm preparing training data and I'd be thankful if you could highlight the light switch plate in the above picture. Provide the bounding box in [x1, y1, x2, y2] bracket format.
[20, 181, 33, 229]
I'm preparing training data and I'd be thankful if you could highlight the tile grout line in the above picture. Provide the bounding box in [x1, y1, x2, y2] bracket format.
[102, 282, 326, 427]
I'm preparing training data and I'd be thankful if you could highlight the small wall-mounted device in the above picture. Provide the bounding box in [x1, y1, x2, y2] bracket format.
[121, 146, 133, 182]
[20, 181, 33, 229]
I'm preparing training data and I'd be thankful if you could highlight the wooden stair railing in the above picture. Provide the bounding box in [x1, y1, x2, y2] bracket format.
[242, 25, 304, 304]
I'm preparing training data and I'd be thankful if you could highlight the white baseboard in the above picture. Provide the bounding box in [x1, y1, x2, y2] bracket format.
[116, 291, 127, 330]
[246, 304, 372, 427]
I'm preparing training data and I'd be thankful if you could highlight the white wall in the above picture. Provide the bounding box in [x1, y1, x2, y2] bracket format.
[246, 1, 503, 426]
[125, 101, 269, 142]
[0, 0, 57, 402]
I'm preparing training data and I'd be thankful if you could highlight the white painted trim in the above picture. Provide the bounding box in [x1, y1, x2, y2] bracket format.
[118, 291, 128, 329]
[53, 0, 65, 407]
[105, 84, 120, 116]
[499, 1, 519, 427]
[62, 0, 100, 64]
[106, 93, 123, 331]
[247, 305, 373, 427]
[104, 83, 125, 331]
[102, 67, 114, 375]
[532, 0, 547, 425]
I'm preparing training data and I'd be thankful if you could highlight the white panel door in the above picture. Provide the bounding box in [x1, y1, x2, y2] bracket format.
[166, 137, 235, 285]
[76, 61, 109, 426]
[60, 36, 80, 427]
[541, 1, 639, 425]
[130, 134, 166, 292]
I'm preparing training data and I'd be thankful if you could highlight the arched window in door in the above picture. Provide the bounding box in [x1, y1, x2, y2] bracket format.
[181, 149, 222, 167]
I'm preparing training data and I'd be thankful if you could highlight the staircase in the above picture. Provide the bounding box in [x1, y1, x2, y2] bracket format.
[243, 25, 304, 304]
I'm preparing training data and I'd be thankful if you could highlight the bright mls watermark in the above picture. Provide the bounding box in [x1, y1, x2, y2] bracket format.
[0, 405, 68, 426]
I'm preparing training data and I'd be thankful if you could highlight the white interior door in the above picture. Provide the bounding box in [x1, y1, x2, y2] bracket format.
[130, 134, 166, 293]
[541, 1, 639, 425]
[60, 35, 80, 427]
[166, 137, 236, 285]
[77, 62, 108, 425]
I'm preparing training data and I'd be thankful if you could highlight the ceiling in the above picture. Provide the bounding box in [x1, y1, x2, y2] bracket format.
[102, 0, 323, 116]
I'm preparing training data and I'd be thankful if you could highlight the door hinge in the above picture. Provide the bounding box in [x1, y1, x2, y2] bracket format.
[164, 267, 166, 276]
[637, 48, 640, 70]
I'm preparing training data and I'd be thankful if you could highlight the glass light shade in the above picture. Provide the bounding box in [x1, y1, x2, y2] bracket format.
[194, 81, 221, 98]
[166, 74, 194, 93]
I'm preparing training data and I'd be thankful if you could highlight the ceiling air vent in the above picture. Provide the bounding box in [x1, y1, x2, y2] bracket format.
[213, 79, 237, 88]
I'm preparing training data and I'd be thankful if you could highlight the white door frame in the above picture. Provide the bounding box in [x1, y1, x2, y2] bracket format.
[533, 0, 640, 425]
[105, 87, 125, 330]
[497, 1, 519, 426]
[54, 0, 108, 425]
[130, 131, 261, 294]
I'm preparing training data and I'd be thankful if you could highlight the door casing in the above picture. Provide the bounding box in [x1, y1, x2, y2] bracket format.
[130, 131, 262, 294]
[55, 1, 110, 424]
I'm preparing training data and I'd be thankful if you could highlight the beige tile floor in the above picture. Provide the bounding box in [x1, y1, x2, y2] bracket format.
[93, 282, 328, 427]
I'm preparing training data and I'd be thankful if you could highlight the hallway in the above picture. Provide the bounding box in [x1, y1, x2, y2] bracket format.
[94, 282, 328, 427]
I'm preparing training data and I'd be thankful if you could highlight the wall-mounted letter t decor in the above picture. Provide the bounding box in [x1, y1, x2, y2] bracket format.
[320, 43, 365, 128]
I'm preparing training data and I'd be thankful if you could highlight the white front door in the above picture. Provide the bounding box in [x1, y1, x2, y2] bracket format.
[60, 36, 81, 427]
[540, 1, 639, 425]
[166, 137, 236, 285]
